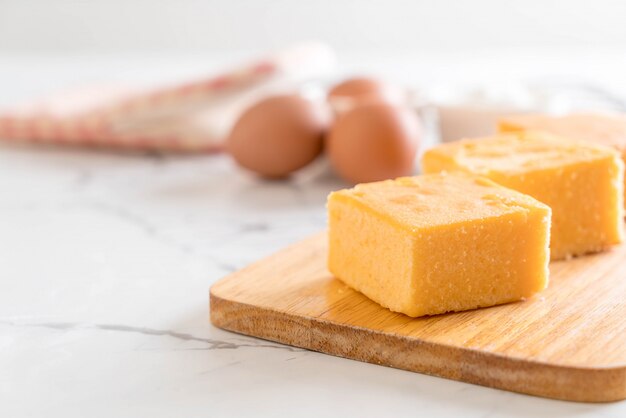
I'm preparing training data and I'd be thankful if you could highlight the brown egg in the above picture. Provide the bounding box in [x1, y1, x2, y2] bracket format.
[227, 95, 327, 178]
[327, 77, 389, 101]
[326, 103, 421, 184]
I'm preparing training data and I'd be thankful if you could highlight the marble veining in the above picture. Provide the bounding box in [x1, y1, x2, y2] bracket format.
[0, 320, 303, 352]
[1, 144, 622, 418]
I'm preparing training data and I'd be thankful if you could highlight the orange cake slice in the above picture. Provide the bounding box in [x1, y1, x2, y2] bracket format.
[327, 174, 551, 317]
[423, 131, 624, 260]
[499, 112, 626, 207]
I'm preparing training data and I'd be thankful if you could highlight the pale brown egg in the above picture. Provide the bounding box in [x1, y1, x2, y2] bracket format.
[327, 77, 408, 115]
[227, 95, 328, 178]
[327, 77, 389, 101]
[326, 102, 421, 184]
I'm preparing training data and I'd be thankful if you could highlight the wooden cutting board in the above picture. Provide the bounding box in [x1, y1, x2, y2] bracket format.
[210, 232, 626, 403]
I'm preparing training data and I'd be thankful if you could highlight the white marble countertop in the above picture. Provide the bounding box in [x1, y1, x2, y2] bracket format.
[1, 52, 626, 417]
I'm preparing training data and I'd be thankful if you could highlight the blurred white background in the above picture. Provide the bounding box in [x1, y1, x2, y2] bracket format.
[1, 0, 625, 53]
[1, 0, 626, 108]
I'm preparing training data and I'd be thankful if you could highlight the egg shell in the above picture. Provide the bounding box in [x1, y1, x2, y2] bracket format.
[227, 95, 327, 178]
[328, 77, 389, 101]
[326, 102, 421, 184]
[327, 77, 409, 116]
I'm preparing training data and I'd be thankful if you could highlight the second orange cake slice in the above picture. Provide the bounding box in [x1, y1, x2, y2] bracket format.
[327, 174, 551, 317]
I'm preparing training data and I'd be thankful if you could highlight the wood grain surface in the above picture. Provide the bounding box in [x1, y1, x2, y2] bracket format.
[210, 231, 626, 402]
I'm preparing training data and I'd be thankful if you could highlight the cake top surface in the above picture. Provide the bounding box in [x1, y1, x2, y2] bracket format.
[500, 113, 626, 152]
[329, 173, 550, 230]
[425, 131, 618, 176]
